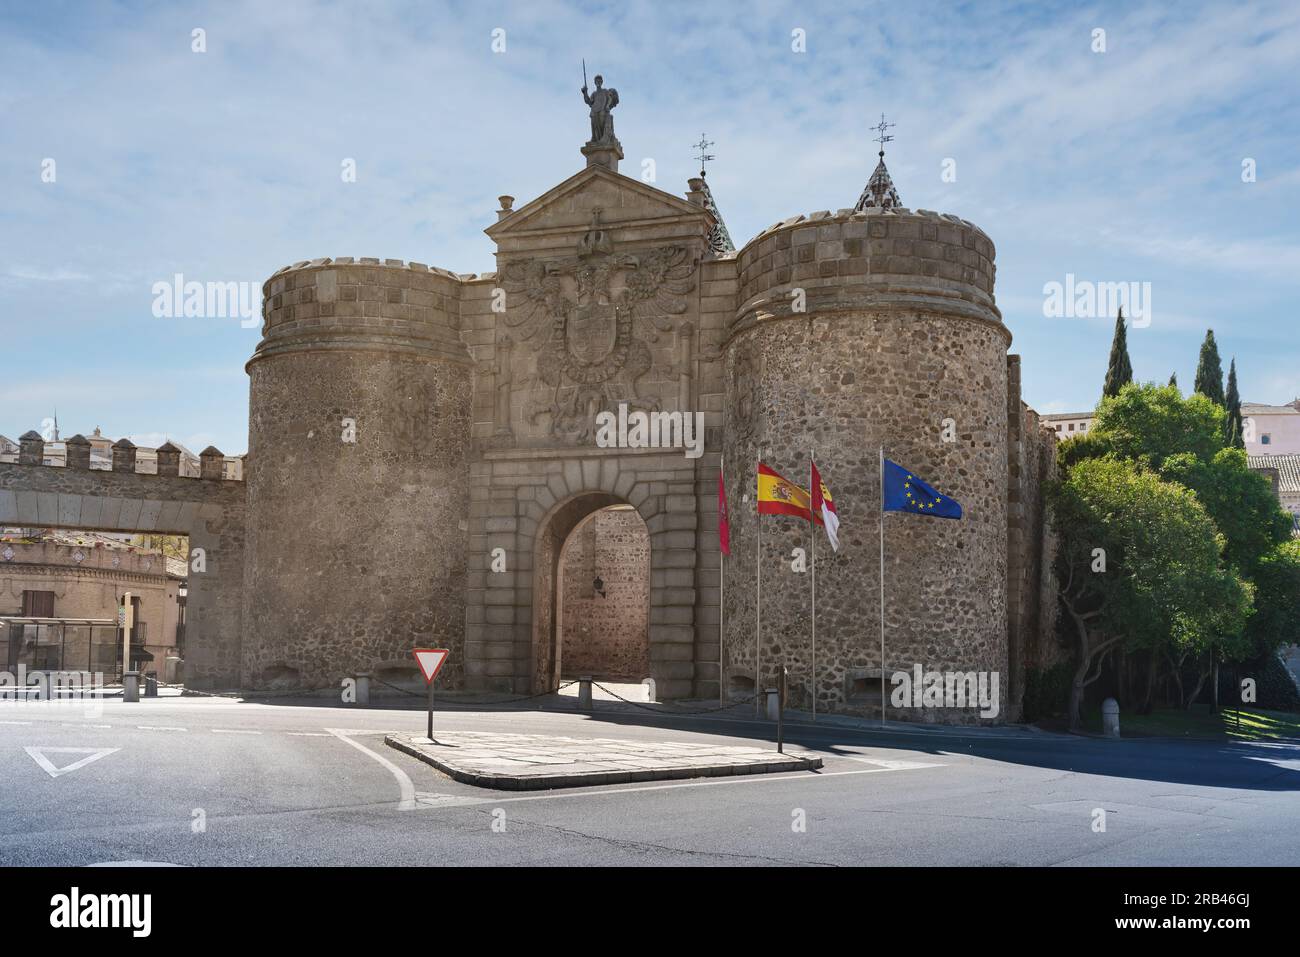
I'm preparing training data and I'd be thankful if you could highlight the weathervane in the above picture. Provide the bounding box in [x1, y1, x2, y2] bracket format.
[872, 113, 895, 158]
[692, 133, 716, 176]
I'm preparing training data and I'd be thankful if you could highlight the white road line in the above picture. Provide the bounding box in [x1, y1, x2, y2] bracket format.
[62, 723, 112, 729]
[212, 729, 262, 735]
[0, 720, 33, 725]
[287, 732, 331, 737]
[137, 726, 188, 732]
[325, 727, 417, 811]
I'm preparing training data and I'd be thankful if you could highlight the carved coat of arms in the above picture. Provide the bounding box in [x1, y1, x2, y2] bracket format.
[498, 212, 698, 441]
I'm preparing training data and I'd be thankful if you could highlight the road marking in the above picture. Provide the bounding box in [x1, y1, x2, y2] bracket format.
[287, 732, 331, 737]
[62, 723, 112, 729]
[325, 727, 417, 811]
[137, 726, 188, 732]
[834, 755, 947, 771]
[212, 729, 262, 735]
[0, 720, 33, 726]
[24, 746, 120, 778]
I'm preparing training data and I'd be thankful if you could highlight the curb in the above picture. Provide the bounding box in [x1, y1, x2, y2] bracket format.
[384, 734, 822, 791]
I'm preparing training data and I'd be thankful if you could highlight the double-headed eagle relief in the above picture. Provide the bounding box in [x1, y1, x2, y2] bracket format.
[498, 209, 698, 442]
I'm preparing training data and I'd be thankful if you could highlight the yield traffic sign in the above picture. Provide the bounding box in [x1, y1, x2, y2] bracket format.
[412, 649, 449, 684]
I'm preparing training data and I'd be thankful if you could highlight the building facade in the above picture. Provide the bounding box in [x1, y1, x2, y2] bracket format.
[0, 101, 1060, 722]
[0, 532, 185, 678]
[1243, 401, 1300, 455]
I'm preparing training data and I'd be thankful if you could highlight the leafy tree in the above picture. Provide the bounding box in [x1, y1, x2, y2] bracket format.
[1048, 456, 1251, 729]
[1194, 329, 1225, 406]
[1102, 309, 1133, 399]
[1224, 358, 1244, 448]
[1091, 383, 1224, 468]
[1244, 539, 1300, 657]
[1160, 447, 1293, 576]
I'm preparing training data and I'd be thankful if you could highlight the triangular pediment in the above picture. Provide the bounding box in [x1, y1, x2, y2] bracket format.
[486, 165, 709, 242]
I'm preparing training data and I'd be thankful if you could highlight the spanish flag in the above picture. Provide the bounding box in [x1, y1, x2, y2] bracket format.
[757, 462, 823, 524]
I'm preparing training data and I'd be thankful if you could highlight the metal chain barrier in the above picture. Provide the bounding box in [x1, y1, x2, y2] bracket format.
[370, 676, 579, 705]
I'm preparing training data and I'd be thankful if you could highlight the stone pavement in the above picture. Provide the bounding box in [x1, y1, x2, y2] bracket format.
[385, 730, 822, 790]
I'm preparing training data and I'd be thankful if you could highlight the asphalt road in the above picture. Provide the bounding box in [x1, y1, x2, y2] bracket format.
[1, 694, 1297, 866]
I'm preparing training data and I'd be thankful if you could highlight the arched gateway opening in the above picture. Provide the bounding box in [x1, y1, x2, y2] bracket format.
[532, 493, 650, 693]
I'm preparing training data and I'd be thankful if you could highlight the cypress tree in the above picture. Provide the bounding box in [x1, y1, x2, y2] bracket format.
[1102, 308, 1133, 398]
[1225, 357, 1244, 447]
[1194, 329, 1225, 407]
[1168, 372, 1178, 389]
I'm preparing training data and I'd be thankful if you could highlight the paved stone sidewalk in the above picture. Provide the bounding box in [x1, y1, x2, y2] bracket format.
[385, 730, 822, 790]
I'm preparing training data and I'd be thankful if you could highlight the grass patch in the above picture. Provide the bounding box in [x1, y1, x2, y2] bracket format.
[1071, 703, 1300, 740]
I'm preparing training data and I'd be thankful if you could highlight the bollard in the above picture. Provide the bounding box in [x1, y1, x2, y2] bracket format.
[1102, 697, 1120, 738]
[765, 687, 781, 721]
[641, 677, 656, 703]
[577, 676, 594, 711]
[355, 673, 370, 707]
[144, 672, 158, 698]
[123, 671, 140, 703]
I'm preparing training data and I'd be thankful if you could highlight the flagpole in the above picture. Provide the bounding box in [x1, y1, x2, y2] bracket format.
[810, 450, 817, 721]
[879, 445, 886, 729]
[756, 448, 762, 715]
[719, 457, 725, 708]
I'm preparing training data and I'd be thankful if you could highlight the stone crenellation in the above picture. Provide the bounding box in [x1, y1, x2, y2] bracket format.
[13, 433, 240, 481]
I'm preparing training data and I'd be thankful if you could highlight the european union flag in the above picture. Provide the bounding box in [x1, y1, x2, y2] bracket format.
[882, 459, 963, 519]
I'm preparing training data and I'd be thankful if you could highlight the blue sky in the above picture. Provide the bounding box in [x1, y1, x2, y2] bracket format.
[2, 0, 1298, 453]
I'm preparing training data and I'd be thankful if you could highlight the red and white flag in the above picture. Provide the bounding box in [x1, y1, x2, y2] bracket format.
[810, 460, 840, 552]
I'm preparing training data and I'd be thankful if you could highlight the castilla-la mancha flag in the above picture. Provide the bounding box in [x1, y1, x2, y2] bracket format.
[810, 460, 840, 552]
[757, 462, 822, 524]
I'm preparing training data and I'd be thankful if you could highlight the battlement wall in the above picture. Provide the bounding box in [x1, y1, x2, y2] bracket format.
[253, 257, 473, 369]
[732, 207, 1002, 339]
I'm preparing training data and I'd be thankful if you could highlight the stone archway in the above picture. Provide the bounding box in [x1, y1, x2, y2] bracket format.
[556, 505, 650, 685]
[530, 492, 650, 693]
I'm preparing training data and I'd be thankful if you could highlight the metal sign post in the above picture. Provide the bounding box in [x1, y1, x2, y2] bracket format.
[777, 661, 787, 754]
[412, 648, 450, 742]
[120, 592, 133, 683]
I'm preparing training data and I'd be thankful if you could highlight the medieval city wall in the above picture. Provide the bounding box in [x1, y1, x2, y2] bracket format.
[0, 455, 246, 688]
[722, 207, 1011, 721]
[242, 259, 472, 689]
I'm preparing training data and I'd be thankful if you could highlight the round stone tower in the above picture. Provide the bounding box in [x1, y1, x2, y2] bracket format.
[722, 204, 1010, 721]
[243, 257, 472, 689]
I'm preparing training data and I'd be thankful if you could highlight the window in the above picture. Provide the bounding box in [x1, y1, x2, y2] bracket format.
[1068, 423, 1075, 431]
[1261, 434, 1271, 445]
[21, 590, 54, 618]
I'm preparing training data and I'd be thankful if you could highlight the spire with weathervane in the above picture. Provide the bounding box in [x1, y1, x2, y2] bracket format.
[854, 113, 903, 212]
[692, 134, 735, 255]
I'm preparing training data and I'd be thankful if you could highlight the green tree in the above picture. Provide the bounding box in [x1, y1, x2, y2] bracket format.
[1194, 329, 1225, 406]
[1168, 372, 1178, 390]
[1047, 456, 1251, 730]
[1160, 447, 1293, 576]
[1245, 539, 1300, 657]
[1224, 357, 1244, 448]
[1102, 309, 1133, 399]
[1091, 383, 1224, 468]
